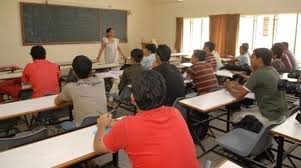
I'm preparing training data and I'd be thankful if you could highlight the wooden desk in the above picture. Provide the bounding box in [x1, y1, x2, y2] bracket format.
[0, 95, 70, 120]
[179, 89, 237, 112]
[216, 160, 242, 168]
[92, 63, 121, 70]
[0, 72, 22, 80]
[271, 112, 301, 168]
[215, 70, 233, 78]
[0, 125, 117, 168]
[96, 70, 123, 80]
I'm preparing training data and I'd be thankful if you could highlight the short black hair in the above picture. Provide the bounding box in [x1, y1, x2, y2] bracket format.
[204, 41, 215, 52]
[241, 43, 249, 50]
[281, 42, 289, 48]
[72, 55, 92, 79]
[145, 43, 157, 53]
[132, 70, 166, 110]
[193, 50, 206, 61]
[30, 46, 46, 60]
[253, 48, 272, 66]
[156, 44, 171, 62]
[271, 44, 284, 59]
[131, 49, 144, 63]
[106, 27, 113, 33]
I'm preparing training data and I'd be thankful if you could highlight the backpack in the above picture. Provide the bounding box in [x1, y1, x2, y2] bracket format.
[232, 115, 263, 133]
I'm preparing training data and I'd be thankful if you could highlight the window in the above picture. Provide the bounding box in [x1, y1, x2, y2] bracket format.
[238, 13, 301, 61]
[182, 17, 209, 52]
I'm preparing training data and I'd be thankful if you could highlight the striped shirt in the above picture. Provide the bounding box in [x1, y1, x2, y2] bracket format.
[187, 62, 218, 95]
[205, 53, 217, 71]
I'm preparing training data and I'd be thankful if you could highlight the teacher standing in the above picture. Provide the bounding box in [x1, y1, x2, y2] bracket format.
[96, 28, 126, 64]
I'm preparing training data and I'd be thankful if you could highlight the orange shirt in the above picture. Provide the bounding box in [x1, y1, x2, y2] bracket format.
[22, 59, 60, 98]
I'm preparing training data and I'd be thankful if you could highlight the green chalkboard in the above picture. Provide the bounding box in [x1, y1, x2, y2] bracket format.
[20, 3, 128, 45]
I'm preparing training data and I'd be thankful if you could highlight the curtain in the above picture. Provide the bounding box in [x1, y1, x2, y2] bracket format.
[209, 14, 240, 57]
[175, 17, 184, 53]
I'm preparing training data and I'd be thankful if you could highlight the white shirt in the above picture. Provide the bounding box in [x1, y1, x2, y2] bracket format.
[237, 52, 251, 65]
[141, 53, 156, 70]
[102, 37, 119, 64]
[212, 50, 222, 70]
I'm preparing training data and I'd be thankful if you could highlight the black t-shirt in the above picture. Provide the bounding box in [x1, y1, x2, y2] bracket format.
[153, 63, 185, 106]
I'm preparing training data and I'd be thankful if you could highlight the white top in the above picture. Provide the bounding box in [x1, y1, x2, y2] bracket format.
[180, 62, 192, 67]
[141, 53, 156, 70]
[0, 95, 68, 120]
[217, 160, 242, 168]
[212, 50, 223, 70]
[102, 37, 119, 64]
[280, 73, 298, 82]
[171, 52, 192, 57]
[0, 72, 22, 80]
[271, 112, 301, 143]
[237, 53, 251, 65]
[0, 125, 101, 168]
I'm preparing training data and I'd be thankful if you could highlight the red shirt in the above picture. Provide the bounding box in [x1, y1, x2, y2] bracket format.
[103, 106, 200, 168]
[22, 59, 60, 98]
[205, 53, 217, 71]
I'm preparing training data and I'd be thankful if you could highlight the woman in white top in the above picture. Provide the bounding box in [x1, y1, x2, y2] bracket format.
[96, 28, 126, 64]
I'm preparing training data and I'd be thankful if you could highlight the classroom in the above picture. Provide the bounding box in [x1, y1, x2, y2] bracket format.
[0, 0, 301, 168]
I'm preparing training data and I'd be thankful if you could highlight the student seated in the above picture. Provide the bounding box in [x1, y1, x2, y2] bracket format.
[227, 44, 251, 66]
[186, 50, 218, 94]
[22, 46, 60, 98]
[118, 49, 144, 93]
[93, 70, 200, 168]
[203, 41, 218, 71]
[271, 44, 287, 74]
[141, 43, 157, 70]
[153, 44, 185, 106]
[282, 42, 298, 70]
[225, 48, 288, 125]
[55, 55, 107, 126]
[273, 43, 292, 72]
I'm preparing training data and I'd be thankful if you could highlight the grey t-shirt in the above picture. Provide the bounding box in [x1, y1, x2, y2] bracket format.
[60, 76, 107, 125]
[244, 66, 288, 121]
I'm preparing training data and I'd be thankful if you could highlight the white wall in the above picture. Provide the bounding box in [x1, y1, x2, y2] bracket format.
[0, 0, 153, 66]
[152, 0, 301, 52]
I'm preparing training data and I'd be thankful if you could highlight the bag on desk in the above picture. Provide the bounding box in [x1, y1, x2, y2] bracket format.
[232, 115, 263, 133]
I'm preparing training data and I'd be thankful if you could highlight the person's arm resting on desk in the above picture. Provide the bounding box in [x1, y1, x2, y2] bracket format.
[224, 80, 248, 100]
[94, 114, 127, 154]
[55, 85, 72, 105]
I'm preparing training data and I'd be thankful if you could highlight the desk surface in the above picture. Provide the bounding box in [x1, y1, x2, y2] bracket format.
[215, 70, 233, 78]
[271, 112, 301, 143]
[96, 70, 123, 79]
[0, 95, 69, 120]
[0, 72, 22, 80]
[92, 63, 121, 70]
[221, 58, 234, 62]
[179, 89, 237, 112]
[171, 52, 192, 57]
[179, 89, 255, 112]
[280, 73, 298, 82]
[216, 160, 242, 168]
[0, 125, 101, 168]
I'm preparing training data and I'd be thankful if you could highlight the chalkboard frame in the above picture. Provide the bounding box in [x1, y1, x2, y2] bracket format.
[20, 2, 128, 45]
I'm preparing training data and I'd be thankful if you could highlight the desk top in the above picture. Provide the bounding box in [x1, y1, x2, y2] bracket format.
[96, 70, 123, 79]
[271, 112, 301, 143]
[171, 52, 192, 57]
[179, 89, 237, 112]
[92, 63, 121, 70]
[216, 160, 242, 168]
[215, 70, 233, 78]
[0, 72, 22, 80]
[280, 73, 298, 82]
[221, 58, 234, 62]
[0, 95, 69, 120]
[179, 89, 255, 112]
[0, 125, 101, 168]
